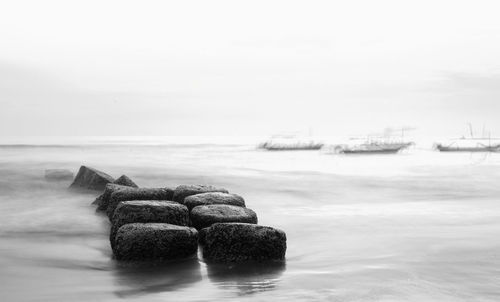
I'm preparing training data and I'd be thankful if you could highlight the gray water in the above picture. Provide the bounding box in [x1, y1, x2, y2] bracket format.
[1, 142, 500, 301]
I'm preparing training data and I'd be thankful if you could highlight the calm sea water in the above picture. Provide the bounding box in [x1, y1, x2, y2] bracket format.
[1, 139, 500, 301]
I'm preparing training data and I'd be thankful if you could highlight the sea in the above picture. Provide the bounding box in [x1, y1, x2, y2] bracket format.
[1, 136, 500, 302]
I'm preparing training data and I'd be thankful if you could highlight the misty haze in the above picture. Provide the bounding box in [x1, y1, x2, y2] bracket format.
[2, 1, 500, 302]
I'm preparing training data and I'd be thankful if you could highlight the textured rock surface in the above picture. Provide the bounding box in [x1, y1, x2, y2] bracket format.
[200, 223, 286, 262]
[93, 184, 129, 210]
[106, 187, 175, 219]
[190, 204, 257, 230]
[113, 175, 139, 188]
[114, 223, 198, 261]
[93, 175, 138, 209]
[184, 192, 245, 211]
[173, 185, 228, 203]
[69, 166, 114, 191]
[110, 200, 189, 248]
[44, 169, 74, 181]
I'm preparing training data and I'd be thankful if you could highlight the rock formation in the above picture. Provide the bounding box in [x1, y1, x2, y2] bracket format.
[69, 166, 114, 191]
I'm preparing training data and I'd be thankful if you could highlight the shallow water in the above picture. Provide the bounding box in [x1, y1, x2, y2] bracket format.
[1, 142, 500, 301]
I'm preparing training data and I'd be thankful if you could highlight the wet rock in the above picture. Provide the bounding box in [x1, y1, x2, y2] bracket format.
[184, 192, 245, 211]
[113, 175, 139, 188]
[114, 223, 198, 261]
[106, 187, 175, 219]
[190, 204, 257, 230]
[173, 185, 228, 203]
[93, 175, 138, 210]
[93, 184, 129, 210]
[69, 166, 114, 191]
[110, 200, 189, 248]
[200, 223, 286, 262]
[44, 169, 74, 181]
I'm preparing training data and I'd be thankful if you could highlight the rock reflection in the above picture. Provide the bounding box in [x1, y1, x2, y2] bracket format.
[206, 261, 286, 296]
[112, 257, 202, 298]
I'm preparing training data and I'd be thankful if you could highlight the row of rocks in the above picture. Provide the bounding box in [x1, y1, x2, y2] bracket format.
[71, 165, 287, 263]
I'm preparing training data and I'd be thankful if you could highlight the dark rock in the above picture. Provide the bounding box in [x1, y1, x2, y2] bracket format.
[93, 184, 129, 210]
[106, 187, 175, 219]
[200, 223, 286, 262]
[173, 185, 228, 203]
[44, 169, 74, 181]
[184, 192, 245, 211]
[114, 223, 198, 261]
[190, 204, 257, 230]
[113, 175, 139, 188]
[93, 175, 138, 210]
[69, 166, 114, 191]
[110, 200, 189, 249]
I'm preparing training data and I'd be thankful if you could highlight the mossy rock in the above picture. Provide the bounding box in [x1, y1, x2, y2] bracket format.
[184, 192, 245, 211]
[172, 185, 228, 203]
[114, 223, 198, 261]
[200, 223, 286, 263]
[190, 204, 257, 230]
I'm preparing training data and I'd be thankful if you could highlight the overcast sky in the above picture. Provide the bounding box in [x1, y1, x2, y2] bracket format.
[1, 0, 500, 137]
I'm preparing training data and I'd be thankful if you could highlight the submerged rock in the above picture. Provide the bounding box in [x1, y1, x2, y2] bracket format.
[114, 223, 198, 261]
[113, 175, 139, 188]
[173, 185, 228, 203]
[200, 223, 286, 262]
[190, 204, 257, 230]
[110, 200, 189, 248]
[106, 187, 175, 219]
[69, 166, 114, 191]
[44, 169, 74, 181]
[184, 192, 245, 211]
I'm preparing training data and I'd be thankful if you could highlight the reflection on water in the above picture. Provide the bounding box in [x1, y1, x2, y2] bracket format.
[205, 261, 286, 296]
[112, 258, 202, 298]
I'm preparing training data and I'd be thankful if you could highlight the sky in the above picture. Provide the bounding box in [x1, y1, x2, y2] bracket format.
[1, 0, 500, 138]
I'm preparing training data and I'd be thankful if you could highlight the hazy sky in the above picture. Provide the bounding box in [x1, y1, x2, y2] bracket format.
[1, 0, 500, 137]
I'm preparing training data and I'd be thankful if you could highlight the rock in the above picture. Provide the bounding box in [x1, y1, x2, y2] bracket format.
[93, 184, 129, 210]
[106, 187, 175, 219]
[44, 169, 74, 181]
[200, 223, 286, 262]
[190, 204, 257, 230]
[69, 166, 114, 191]
[184, 192, 245, 211]
[110, 200, 189, 248]
[114, 223, 198, 261]
[173, 185, 228, 203]
[93, 175, 138, 209]
[113, 175, 138, 188]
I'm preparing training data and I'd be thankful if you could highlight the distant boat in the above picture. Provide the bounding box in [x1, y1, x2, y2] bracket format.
[332, 127, 414, 155]
[259, 134, 324, 151]
[435, 143, 500, 152]
[435, 138, 500, 152]
[435, 124, 500, 152]
[336, 142, 413, 154]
